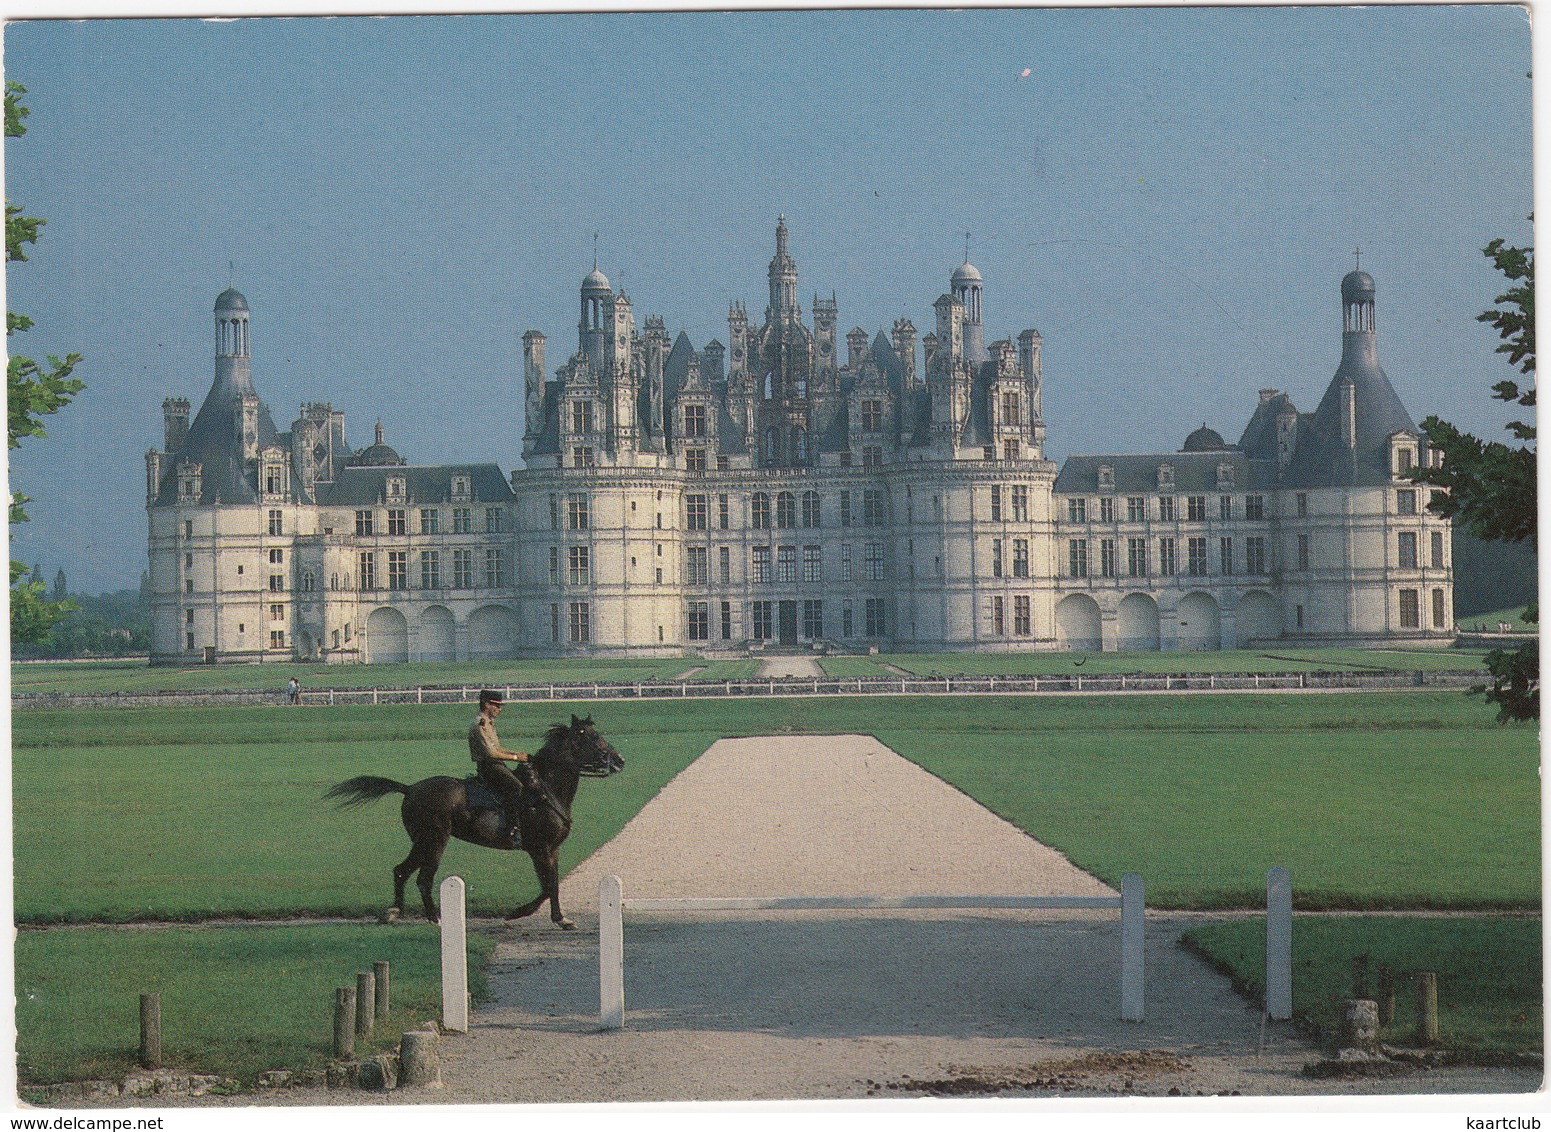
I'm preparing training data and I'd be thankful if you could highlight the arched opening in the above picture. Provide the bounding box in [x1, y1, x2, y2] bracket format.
[419, 605, 455, 663]
[1175, 592, 1222, 651]
[1055, 594, 1102, 652]
[1117, 593, 1161, 651]
[1234, 591, 1282, 648]
[469, 604, 518, 660]
[365, 607, 409, 664]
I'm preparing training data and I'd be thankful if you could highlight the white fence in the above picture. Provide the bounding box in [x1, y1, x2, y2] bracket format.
[597, 873, 1148, 1029]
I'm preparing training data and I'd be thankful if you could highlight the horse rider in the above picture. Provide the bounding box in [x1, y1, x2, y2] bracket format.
[469, 689, 541, 842]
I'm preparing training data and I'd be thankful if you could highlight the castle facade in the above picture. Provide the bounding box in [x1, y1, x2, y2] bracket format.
[146, 221, 1454, 663]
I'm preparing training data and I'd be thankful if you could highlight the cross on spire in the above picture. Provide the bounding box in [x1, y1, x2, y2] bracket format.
[592, 232, 598, 271]
[1354, 246, 1362, 271]
[964, 231, 971, 263]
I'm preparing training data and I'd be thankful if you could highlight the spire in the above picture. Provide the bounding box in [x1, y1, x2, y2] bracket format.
[767, 215, 798, 322]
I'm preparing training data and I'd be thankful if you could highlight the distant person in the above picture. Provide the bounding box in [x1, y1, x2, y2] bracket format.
[287, 676, 301, 706]
[468, 690, 539, 842]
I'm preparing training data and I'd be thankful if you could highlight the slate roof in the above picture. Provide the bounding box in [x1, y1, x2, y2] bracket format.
[318, 464, 514, 507]
[152, 371, 285, 506]
[1053, 451, 1279, 494]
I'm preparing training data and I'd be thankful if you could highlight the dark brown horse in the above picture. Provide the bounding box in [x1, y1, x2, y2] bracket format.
[325, 715, 623, 928]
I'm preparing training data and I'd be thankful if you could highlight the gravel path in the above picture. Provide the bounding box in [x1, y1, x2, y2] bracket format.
[133, 735, 1541, 1106]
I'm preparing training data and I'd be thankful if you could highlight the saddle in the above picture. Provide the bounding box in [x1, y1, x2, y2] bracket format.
[462, 775, 504, 814]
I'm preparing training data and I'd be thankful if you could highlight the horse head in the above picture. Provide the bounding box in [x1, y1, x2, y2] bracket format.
[538, 715, 624, 778]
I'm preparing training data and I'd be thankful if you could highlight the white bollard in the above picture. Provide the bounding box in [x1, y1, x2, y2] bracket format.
[1120, 872, 1145, 1022]
[1265, 867, 1293, 1021]
[599, 875, 625, 1030]
[440, 875, 469, 1033]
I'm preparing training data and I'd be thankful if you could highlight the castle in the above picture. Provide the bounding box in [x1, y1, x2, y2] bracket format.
[146, 220, 1454, 663]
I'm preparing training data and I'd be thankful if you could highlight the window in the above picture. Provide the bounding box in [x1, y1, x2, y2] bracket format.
[860, 399, 883, 431]
[186, 579, 194, 594]
[1219, 496, 1233, 521]
[1220, 537, 1234, 576]
[184, 519, 193, 538]
[776, 492, 796, 529]
[777, 545, 797, 583]
[568, 545, 590, 586]
[803, 545, 822, 582]
[752, 546, 772, 583]
[269, 548, 284, 564]
[1296, 492, 1308, 518]
[841, 544, 853, 582]
[683, 404, 707, 438]
[687, 546, 709, 585]
[685, 448, 707, 471]
[270, 603, 285, 622]
[1433, 588, 1447, 628]
[838, 490, 852, 528]
[567, 493, 589, 530]
[1013, 595, 1031, 636]
[421, 509, 440, 534]
[1432, 531, 1446, 568]
[1244, 495, 1265, 521]
[485, 508, 504, 533]
[842, 602, 854, 637]
[358, 552, 376, 590]
[384, 508, 405, 536]
[453, 507, 473, 534]
[1397, 447, 1414, 473]
[1158, 496, 1177, 522]
[451, 475, 471, 500]
[269, 573, 285, 592]
[1127, 496, 1145, 522]
[550, 604, 560, 644]
[865, 542, 885, 581]
[1398, 531, 1418, 569]
[1099, 497, 1115, 523]
[1002, 440, 1019, 462]
[268, 509, 283, 536]
[721, 601, 733, 640]
[687, 602, 710, 641]
[993, 596, 1005, 636]
[1012, 485, 1029, 522]
[1189, 537, 1209, 576]
[302, 572, 314, 592]
[548, 547, 559, 586]
[1001, 390, 1020, 427]
[1245, 536, 1267, 575]
[1068, 498, 1087, 523]
[718, 545, 731, 583]
[863, 489, 887, 526]
[453, 548, 473, 588]
[1396, 490, 1417, 515]
[421, 550, 441, 589]
[1069, 539, 1088, 578]
[752, 493, 772, 529]
[1100, 538, 1117, 577]
[990, 486, 1002, 522]
[1158, 537, 1177, 576]
[570, 400, 594, 434]
[1013, 539, 1029, 578]
[1127, 537, 1148, 577]
[1297, 534, 1310, 571]
[1187, 496, 1207, 522]
[569, 601, 591, 643]
[802, 600, 823, 639]
[387, 551, 408, 590]
[1399, 589, 1420, 629]
[752, 601, 773, 640]
[718, 494, 730, 529]
[865, 598, 887, 637]
[801, 491, 821, 528]
[991, 538, 1003, 578]
[485, 549, 504, 588]
[862, 445, 883, 467]
[686, 494, 708, 531]
[355, 510, 374, 537]
[270, 630, 286, 650]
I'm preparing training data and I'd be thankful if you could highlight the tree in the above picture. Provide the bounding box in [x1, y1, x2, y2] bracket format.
[1411, 236, 1537, 721]
[7, 82, 83, 644]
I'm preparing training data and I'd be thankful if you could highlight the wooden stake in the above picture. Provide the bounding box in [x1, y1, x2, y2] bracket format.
[374, 961, 391, 1022]
[139, 993, 162, 1070]
[1415, 972, 1439, 1045]
[356, 971, 375, 1037]
[334, 987, 356, 1060]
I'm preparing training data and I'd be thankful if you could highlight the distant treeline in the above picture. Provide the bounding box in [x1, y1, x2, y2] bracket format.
[12, 588, 151, 660]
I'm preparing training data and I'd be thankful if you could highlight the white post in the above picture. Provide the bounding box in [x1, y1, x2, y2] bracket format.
[440, 875, 469, 1033]
[1120, 872, 1145, 1022]
[1265, 867, 1293, 1021]
[599, 875, 625, 1030]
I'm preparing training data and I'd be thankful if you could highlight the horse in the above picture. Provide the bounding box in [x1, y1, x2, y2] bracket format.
[325, 714, 623, 928]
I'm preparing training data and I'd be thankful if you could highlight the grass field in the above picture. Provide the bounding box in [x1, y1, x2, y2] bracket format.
[822, 648, 1494, 679]
[1183, 917, 1542, 1056]
[1459, 606, 1538, 633]
[15, 923, 497, 1086]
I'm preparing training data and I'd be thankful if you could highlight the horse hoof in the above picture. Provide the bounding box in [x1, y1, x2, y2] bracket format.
[557, 918, 576, 931]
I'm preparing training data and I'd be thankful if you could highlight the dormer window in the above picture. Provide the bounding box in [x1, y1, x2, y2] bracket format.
[1097, 464, 1115, 490]
[1157, 463, 1175, 488]
[1216, 462, 1235, 490]
[451, 475, 472, 501]
[570, 399, 595, 435]
[386, 476, 407, 502]
[176, 460, 203, 503]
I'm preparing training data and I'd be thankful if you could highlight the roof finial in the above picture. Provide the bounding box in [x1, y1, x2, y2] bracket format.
[964, 231, 971, 264]
[592, 232, 598, 271]
[1354, 246, 1362, 272]
[228, 259, 234, 288]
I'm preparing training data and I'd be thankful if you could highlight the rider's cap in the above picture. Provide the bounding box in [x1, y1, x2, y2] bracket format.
[479, 689, 504, 706]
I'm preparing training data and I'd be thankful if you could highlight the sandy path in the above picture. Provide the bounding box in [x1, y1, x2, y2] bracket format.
[129, 735, 1541, 1106]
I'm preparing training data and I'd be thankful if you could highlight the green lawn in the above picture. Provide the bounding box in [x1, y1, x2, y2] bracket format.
[15, 923, 497, 1087]
[1183, 917, 1541, 1056]
[840, 648, 1491, 678]
[1459, 606, 1538, 633]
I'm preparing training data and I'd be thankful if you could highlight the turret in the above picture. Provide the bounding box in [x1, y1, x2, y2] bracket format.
[163, 397, 190, 452]
[766, 216, 799, 323]
[213, 288, 253, 399]
[579, 266, 611, 369]
[951, 261, 986, 362]
[523, 329, 547, 454]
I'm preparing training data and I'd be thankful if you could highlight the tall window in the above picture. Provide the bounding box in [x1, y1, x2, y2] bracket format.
[803, 545, 822, 582]
[752, 493, 771, 529]
[485, 508, 504, 533]
[1398, 531, 1418, 569]
[1220, 537, 1234, 576]
[421, 550, 441, 589]
[862, 445, 883, 467]
[683, 404, 707, 438]
[687, 602, 710, 641]
[1188, 536, 1209, 575]
[802, 600, 823, 638]
[569, 602, 591, 643]
[567, 493, 589, 530]
[1431, 530, 1445, 568]
[1099, 496, 1115, 523]
[1012, 539, 1029, 578]
[687, 546, 709, 585]
[839, 491, 852, 528]
[990, 486, 1002, 522]
[686, 494, 708, 530]
[269, 573, 285, 592]
[686, 448, 707, 471]
[568, 545, 590, 586]
[355, 510, 374, 537]
[864, 598, 886, 637]
[865, 542, 885, 581]
[1013, 595, 1031, 636]
[752, 546, 771, 583]
[1068, 498, 1087, 523]
[485, 549, 505, 588]
[268, 509, 283, 536]
[1127, 496, 1145, 522]
[863, 489, 886, 526]
[1245, 536, 1267, 575]
[1396, 489, 1417, 516]
[1158, 537, 1177, 576]
[1001, 390, 1020, 427]
[777, 545, 797, 583]
[1296, 492, 1309, 518]
[1432, 588, 1447, 628]
[1158, 496, 1177, 522]
[841, 544, 853, 581]
[1127, 537, 1147, 577]
[860, 399, 883, 431]
[421, 509, 440, 534]
[453, 548, 473, 588]
[570, 399, 594, 434]
[1002, 439, 1019, 461]
[1219, 495, 1233, 520]
[1100, 538, 1117, 578]
[721, 601, 732, 640]
[358, 552, 376, 590]
[1297, 534, 1310, 571]
[801, 491, 821, 528]
[385, 509, 406, 535]
[1187, 496, 1207, 521]
[1399, 589, 1420, 629]
[992, 596, 1005, 636]
[453, 507, 472, 533]
[1244, 494, 1266, 520]
[1012, 485, 1029, 521]
[776, 492, 796, 528]
[1068, 539, 1088, 578]
[719, 545, 731, 583]
[548, 547, 559, 585]
[385, 552, 407, 590]
[752, 601, 773, 640]
[991, 538, 1003, 578]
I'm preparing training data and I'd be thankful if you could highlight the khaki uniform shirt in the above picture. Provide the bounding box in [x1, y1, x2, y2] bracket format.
[469, 714, 503, 763]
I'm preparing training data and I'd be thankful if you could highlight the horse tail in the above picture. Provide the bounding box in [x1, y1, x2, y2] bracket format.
[324, 775, 410, 809]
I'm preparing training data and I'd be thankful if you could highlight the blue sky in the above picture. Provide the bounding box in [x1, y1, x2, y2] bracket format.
[3, 7, 1533, 592]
